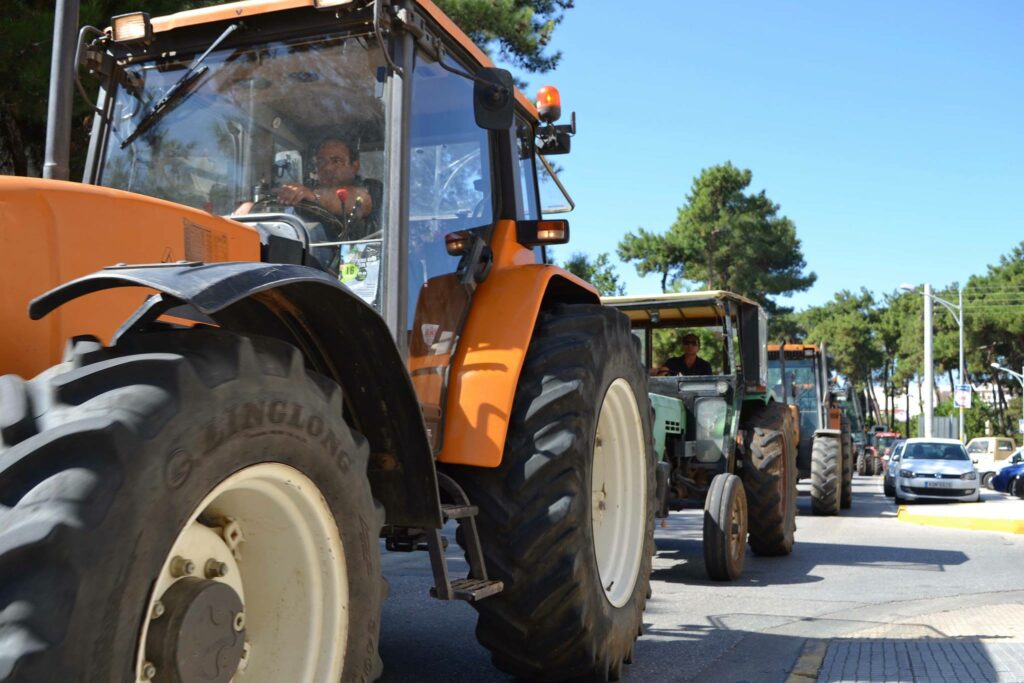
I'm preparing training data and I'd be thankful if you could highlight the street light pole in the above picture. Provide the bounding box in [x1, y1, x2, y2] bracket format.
[902, 283, 965, 440]
[958, 288, 965, 442]
[991, 363, 1024, 435]
[923, 283, 934, 438]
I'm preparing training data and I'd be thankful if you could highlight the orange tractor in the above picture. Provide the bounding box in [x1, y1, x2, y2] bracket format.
[0, 2, 655, 681]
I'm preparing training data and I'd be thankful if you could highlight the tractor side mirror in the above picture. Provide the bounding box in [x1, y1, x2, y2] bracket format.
[473, 68, 514, 131]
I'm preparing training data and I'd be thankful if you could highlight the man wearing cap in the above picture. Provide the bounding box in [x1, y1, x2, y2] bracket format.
[658, 333, 714, 376]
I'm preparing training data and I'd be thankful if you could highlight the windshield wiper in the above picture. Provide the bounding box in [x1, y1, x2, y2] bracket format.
[121, 22, 243, 148]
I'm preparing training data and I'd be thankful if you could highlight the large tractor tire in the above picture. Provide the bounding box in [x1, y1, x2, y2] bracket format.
[810, 435, 841, 516]
[840, 431, 854, 509]
[703, 473, 748, 581]
[451, 304, 654, 682]
[0, 330, 384, 683]
[872, 456, 883, 477]
[740, 402, 797, 557]
[856, 452, 866, 476]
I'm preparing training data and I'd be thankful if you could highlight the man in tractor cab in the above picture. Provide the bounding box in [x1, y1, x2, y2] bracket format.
[237, 136, 382, 240]
[654, 332, 714, 376]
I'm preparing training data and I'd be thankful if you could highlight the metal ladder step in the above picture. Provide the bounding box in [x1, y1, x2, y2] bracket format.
[441, 503, 478, 520]
[430, 578, 504, 602]
[427, 474, 503, 603]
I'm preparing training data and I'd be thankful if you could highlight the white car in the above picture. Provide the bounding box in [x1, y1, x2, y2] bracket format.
[894, 438, 981, 504]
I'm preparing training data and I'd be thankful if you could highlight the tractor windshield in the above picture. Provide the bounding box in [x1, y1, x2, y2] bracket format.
[768, 357, 821, 436]
[100, 32, 387, 221]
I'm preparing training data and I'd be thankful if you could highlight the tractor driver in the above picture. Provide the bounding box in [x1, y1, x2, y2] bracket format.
[654, 333, 714, 376]
[268, 137, 381, 239]
[276, 136, 380, 237]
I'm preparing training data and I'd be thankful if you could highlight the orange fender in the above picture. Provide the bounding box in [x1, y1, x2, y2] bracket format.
[437, 220, 598, 467]
[0, 178, 260, 379]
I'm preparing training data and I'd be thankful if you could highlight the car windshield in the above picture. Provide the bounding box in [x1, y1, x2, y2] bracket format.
[966, 441, 988, 453]
[902, 443, 970, 461]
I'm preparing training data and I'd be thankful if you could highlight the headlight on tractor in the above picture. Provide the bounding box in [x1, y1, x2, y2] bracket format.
[899, 469, 917, 478]
[694, 397, 728, 463]
[961, 471, 977, 480]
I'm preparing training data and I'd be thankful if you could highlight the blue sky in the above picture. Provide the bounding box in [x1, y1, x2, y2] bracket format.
[513, 1, 1024, 310]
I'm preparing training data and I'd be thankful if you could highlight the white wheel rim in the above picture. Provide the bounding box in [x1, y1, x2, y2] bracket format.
[591, 378, 647, 608]
[135, 463, 346, 683]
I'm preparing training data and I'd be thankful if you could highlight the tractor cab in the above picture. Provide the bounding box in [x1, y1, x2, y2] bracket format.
[604, 291, 768, 472]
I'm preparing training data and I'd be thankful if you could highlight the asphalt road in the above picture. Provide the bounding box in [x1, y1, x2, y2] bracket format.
[377, 476, 1024, 682]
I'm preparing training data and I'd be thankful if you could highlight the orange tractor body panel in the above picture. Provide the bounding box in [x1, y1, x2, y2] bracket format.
[0, 178, 260, 378]
[437, 220, 598, 467]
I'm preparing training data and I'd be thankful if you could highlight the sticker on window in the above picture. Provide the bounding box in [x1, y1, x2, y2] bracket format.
[338, 240, 382, 304]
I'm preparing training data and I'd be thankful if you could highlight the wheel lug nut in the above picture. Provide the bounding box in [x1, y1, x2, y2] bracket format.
[169, 555, 195, 577]
[150, 600, 165, 620]
[234, 611, 246, 632]
[141, 661, 157, 680]
[205, 559, 230, 578]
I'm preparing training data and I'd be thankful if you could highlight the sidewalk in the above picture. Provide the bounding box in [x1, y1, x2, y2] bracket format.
[791, 599, 1024, 682]
[896, 491, 1024, 534]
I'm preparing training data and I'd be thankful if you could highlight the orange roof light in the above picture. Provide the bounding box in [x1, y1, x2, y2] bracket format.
[536, 85, 562, 123]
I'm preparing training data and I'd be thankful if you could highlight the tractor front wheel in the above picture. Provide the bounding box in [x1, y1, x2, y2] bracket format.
[703, 473, 748, 581]
[451, 304, 654, 682]
[0, 330, 384, 683]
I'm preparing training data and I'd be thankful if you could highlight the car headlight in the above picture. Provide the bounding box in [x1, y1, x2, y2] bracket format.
[899, 469, 917, 478]
[961, 471, 977, 480]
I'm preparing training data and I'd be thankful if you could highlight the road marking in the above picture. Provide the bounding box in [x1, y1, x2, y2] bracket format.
[896, 507, 1024, 534]
[786, 638, 827, 682]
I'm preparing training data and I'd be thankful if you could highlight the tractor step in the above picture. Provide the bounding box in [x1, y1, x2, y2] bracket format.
[429, 578, 503, 602]
[440, 503, 478, 520]
[427, 473, 503, 602]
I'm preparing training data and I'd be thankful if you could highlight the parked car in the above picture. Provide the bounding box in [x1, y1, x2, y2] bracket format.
[985, 449, 1024, 490]
[894, 438, 981, 504]
[966, 436, 1017, 488]
[882, 439, 907, 498]
[991, 458, 1024, 498]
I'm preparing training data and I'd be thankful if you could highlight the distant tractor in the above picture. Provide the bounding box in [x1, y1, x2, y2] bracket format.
[604, 292, 798, 581]
[767, 344, 854, 514]
[866, 429, 902, 476]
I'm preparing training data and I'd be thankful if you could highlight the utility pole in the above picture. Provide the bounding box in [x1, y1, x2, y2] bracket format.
[923, 283, 934, 437]
[43, 0, 80, 180]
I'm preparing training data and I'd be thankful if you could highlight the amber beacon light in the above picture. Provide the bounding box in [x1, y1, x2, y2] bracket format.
[535, 85, 562, 123]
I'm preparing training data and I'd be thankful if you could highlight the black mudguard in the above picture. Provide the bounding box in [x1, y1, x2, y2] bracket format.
[30, 261, 441, 529]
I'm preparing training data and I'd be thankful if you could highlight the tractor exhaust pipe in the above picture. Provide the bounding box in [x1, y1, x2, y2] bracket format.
[42, 0, 80, 180]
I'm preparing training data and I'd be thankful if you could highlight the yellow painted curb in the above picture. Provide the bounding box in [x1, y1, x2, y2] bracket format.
[896, 506, 1024, 534]
[786, 638, 828, 682]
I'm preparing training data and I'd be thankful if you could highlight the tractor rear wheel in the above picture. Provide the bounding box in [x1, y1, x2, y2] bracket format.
[856, 453, 866, 476]
[840, 431, 853, 509]
[740, 402, 797, 557]
[703, 473, 748, 581]
[0, 330, 384, 683]
[810, 436, 841, 516]
[451, 304, 654, 682]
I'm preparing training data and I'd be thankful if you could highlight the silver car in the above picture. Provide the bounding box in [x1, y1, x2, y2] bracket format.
[894, 438, 980, 504]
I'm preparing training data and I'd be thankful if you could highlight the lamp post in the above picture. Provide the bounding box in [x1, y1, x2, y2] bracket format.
[902, 283, 964, 441]
[990, 363, 1024, 436]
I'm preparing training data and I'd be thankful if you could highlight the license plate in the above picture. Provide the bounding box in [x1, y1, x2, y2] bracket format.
[923, 480, 953, 488]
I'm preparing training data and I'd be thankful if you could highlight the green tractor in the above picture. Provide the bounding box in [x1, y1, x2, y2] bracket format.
[604, 292, 798, 581]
